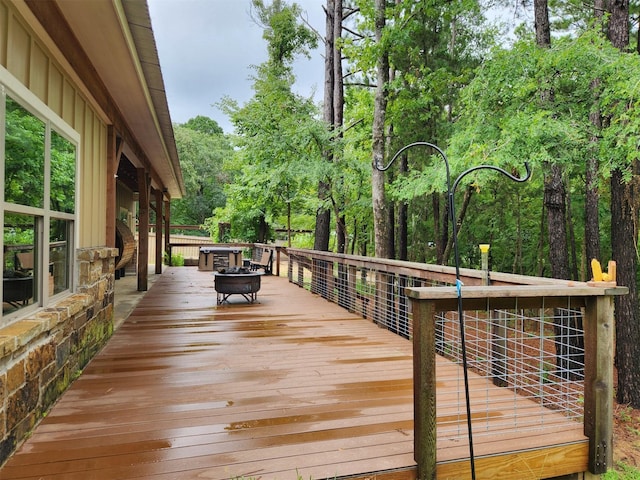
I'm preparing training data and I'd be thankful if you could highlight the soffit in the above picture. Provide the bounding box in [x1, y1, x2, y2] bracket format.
[53, 0, 184, 199]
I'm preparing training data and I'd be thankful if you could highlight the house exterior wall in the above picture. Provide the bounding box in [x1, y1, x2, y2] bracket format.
[0, 246, 117, 464]
[1, 0, 108, 248]
[0, 0, 120, 463]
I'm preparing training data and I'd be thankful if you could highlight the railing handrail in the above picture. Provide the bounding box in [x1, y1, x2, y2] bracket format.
[284, 247, 581, 287]
[407, 284, 628, 300]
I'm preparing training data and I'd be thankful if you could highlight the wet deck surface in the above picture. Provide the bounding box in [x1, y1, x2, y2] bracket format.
[0, 267, 586, 480]
[1, 268, 417, 479]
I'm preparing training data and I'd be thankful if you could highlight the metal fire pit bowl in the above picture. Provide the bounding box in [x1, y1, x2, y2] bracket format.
[214, 268, 262, 304]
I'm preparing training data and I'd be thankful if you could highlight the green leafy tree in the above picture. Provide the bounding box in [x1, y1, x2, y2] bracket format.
[182, 115, 224, 136]
[445, 23, 640, 403]
[170, 117, 232, 232]
[342, 0, 498, 261]
[212, 0, 327, 243]
[4, 98, 45, 208]
[604, 0, 640, 408]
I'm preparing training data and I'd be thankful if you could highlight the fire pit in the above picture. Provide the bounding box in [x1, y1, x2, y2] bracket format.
[214, 267, 262, 304]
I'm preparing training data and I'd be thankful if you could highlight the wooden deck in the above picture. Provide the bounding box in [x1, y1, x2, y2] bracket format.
[0, 267, 587, 480]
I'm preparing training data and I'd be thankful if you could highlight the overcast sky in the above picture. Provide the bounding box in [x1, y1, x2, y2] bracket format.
[148, 0, 326, 133]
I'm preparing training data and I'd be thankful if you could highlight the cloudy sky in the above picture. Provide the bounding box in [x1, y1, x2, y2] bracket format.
[148, 0, 326, 133]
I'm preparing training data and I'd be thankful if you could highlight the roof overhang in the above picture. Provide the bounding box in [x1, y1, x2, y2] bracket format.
[25, 0, 185, 199]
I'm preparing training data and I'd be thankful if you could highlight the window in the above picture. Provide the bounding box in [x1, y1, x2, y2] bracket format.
[2, 83, 78, 323]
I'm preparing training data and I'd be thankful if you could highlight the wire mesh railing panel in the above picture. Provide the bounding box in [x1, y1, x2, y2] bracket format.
[434, 305, 584, 440]
[286, 250, 585, 442]
[289, 255, 444, 340]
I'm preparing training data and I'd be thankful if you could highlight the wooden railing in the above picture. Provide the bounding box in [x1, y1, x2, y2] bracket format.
[164, 240, 285, 273]
[284, 248, 626, 478]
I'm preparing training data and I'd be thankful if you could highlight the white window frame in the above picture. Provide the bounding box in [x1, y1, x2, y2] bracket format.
[1, 66, 79, 326]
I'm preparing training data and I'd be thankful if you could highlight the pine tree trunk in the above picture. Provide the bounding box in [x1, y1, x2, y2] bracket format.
[536, 201, 546, 277]
[535, 0, 581, 379]
[433, 193, 444, 264]
[442, 185, 474, 265]
[372, 0, 391, 259]
[257, 215, 268, 243]
[398, 155, 408, 261]
[585, 83, 601, 274]
[586, 0, 603, 272]
[313, 0, 335, 252]
[566, 184, 579, 280]
[512, 194, 523, 274]
[611, 169, 640, 405]
[608, 0, 640, 407]
[334, 0, 345, 254]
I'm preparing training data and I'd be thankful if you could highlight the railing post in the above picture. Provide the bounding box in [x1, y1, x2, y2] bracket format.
[410, 297, 437, 480]
[348, 265, 357, 313]
[374, 271, 391, 327]
[299, 257, 305, 287]
[583, 294, 615, 474]
[481, 244, 508, 387]
[338, 263, 348, 309]
[312, 259, 329, 298]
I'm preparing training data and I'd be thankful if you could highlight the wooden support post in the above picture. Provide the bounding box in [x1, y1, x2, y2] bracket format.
[164, 200, 171, 254]
[492, 309, 508, 387]
[106, 127, 121, 248]
[583, 295, 615, 474]
[155, 189, 163, 274]
[275, 247, 280, 277]
[480, 244, 508, 387]
[411, 298, 437, 480]
[398, 275, 409, 338]
[137, 168, 149, 292]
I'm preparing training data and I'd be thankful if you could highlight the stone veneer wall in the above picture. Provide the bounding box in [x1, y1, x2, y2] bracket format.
[0, 246, 119, 464]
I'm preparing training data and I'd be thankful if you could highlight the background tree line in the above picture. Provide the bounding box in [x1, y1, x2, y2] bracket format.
[170, 0, 640, 407]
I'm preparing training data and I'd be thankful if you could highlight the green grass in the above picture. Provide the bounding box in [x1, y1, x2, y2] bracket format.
[603, 462, 640, 480]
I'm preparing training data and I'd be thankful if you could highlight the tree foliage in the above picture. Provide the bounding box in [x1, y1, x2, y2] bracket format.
[209, 0, 327, 242]
[199, 1, 640, 274]
[170, 117, 232, 231]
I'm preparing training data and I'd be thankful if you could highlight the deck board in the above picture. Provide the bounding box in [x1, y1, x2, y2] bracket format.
[0, 267, 587, 480]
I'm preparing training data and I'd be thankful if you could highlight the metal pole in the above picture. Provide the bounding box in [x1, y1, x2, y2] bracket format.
[376, 142, 531, 480]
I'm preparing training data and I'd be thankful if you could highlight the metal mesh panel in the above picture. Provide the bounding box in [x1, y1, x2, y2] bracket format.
[287, 251, 585, 442]
[435, 305, 584, 439]
[288, 254, 443, 339]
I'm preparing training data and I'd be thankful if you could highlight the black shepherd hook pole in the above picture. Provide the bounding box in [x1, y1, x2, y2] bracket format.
[376, 141, 531, 480]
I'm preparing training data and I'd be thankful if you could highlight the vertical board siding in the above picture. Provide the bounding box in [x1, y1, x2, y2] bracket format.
[29, 40, 47, 100]
[0, 0, 108, 248]
[83, 106, 96, 242]
[6, 12, 29, 85]
[96, 118, 107, 243]
[0, 3, 7, 65]
[48, 62, 63, 114]
[62, 78, 75, 125]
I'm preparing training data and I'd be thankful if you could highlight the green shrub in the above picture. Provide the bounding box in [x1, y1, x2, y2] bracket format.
[163, 251, 184, 266]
